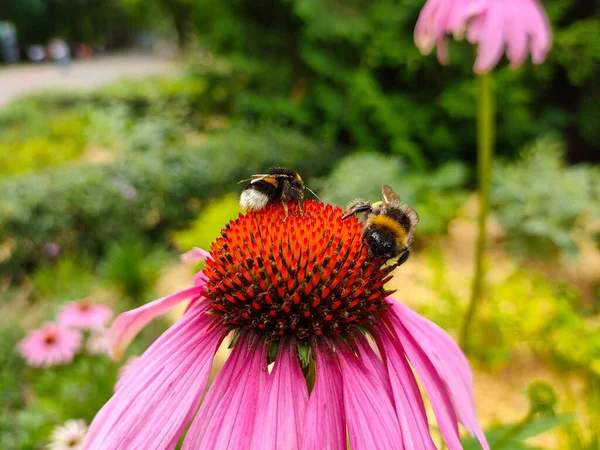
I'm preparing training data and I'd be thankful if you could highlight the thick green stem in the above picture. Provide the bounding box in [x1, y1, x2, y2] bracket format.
[460, 72, 494, 352]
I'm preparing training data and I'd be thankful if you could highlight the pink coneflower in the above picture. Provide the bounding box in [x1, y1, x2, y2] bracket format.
[18, 323, 82, 367]
[414, 0, 552, 73]
[59, 299, 112, 330]
[84, 202, 489, 450]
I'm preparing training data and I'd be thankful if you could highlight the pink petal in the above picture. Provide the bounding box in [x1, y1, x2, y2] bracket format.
[436, 37, 449, 65]
[375, 328, 437, 450]
[83, 301, 224, 450]
[446, 0, 486, 34]
[473, 3, 506, 73]
[525, 0, 552, 64]
[180, 247, 212, 265]
[251, 339, 309, 450]
[182, 333, 268, 450]
[337, 339, 404, 450]
[355, 334, 392, 399]
[391, 301, 489, 450]
[384, 316, 461, 449]
[504, 3, 528, 67]
[108, 284, 206, 360]
[303, 341, 346, 450]
[414, 0, 440, 55]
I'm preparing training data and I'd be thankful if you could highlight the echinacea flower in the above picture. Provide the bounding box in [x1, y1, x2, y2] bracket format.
[18, 323, 82, 367]
[59, 299, 112, 330]
[84, 201, 489, 450]
[414, 0, 552, 73]
[48, 419, 87, 450]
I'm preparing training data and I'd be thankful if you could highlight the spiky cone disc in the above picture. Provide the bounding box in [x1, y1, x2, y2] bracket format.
[204, 201, 396, 341]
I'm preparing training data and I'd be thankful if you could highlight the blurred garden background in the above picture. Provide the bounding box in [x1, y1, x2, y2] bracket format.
[0, 0, 598, 449]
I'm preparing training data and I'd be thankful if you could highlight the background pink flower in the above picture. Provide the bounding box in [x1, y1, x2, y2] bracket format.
[415, 0, 552, 73]
[59, 299, 112, 330]
[17, 322, 82, 367]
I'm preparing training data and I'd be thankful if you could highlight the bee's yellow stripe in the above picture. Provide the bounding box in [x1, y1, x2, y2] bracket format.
[368, 215, 408, 246]
[263, 176, 279, 187]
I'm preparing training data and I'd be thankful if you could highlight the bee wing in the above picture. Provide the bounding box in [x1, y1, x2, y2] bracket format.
[238, 174, 271, 184]
[402, 205, 420, 227]
[381, 185, 402, 207]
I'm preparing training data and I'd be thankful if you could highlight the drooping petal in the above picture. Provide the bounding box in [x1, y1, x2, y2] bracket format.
[354, 334, 392, 399]
[180, 247, 212, 265]
[182, 333, 268, 450]
[251, 339, 309, 450]
[108, 284, 206, 360]
[83, 301, 224, 450]
[473, 3, 506, 74]
[390, 301, 489, 450]
[375, 327, 437, 450]
[525, 0, 552, 64]
[385, 312, 462, 450]
[337, 339, 404, 450]
[504, 4, 528, 67]
[303, 341, 346, 450]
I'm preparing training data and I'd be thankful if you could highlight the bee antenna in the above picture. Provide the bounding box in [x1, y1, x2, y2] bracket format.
[305, 186, 321, 201]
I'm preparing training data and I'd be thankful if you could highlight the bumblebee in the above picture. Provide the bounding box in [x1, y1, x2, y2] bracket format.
[342, 185, 419, 266]
[239, 167, 318, 215]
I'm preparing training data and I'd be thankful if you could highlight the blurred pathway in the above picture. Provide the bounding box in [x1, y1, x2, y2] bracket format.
[0, 53, 179, 107]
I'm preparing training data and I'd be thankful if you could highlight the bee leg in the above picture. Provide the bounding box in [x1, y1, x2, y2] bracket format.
[392, 249, 410, 269]
[282, 201, 289, 217]
[342, 201, 373, 220]
[298, 199, 304, 214]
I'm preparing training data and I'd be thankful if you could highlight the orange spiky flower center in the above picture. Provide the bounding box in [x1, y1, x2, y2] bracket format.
[203, 201, 395, 341]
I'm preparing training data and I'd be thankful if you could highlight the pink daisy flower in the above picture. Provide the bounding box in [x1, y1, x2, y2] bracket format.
[84, 202, 489, 450]
[59, 299, 112, 330]
[18, 323, 82, 367]
[414, 0, 552, 73]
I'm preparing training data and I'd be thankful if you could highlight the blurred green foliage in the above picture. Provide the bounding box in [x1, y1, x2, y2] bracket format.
[0, 326, 26, 450]
[173, 193, 241, 253]
[187, 0, 597, 168]
[0, 106, 87, 176]
[315, 152, 469, 236]
[99, 235, 169, 305]
[421, 247, 600, 374]
[492, 139, 600, 259]
[0, 122, 336, 277]
[462, 414, 573, 450]
[15, 353, 118, 449]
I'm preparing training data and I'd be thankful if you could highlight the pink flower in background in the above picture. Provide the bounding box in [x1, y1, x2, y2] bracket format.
[59, 298, 112, 330]
[18, 323, 82, 367]
[415, 0, 552, 73]
[83, 203, 489, 450]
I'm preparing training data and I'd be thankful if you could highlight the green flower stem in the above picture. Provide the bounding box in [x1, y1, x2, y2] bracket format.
[460, 72, 494, 352]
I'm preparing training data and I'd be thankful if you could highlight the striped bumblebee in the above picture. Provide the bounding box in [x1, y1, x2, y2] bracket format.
[342, 185, 419, 266]
[239, 167, 318, 215]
